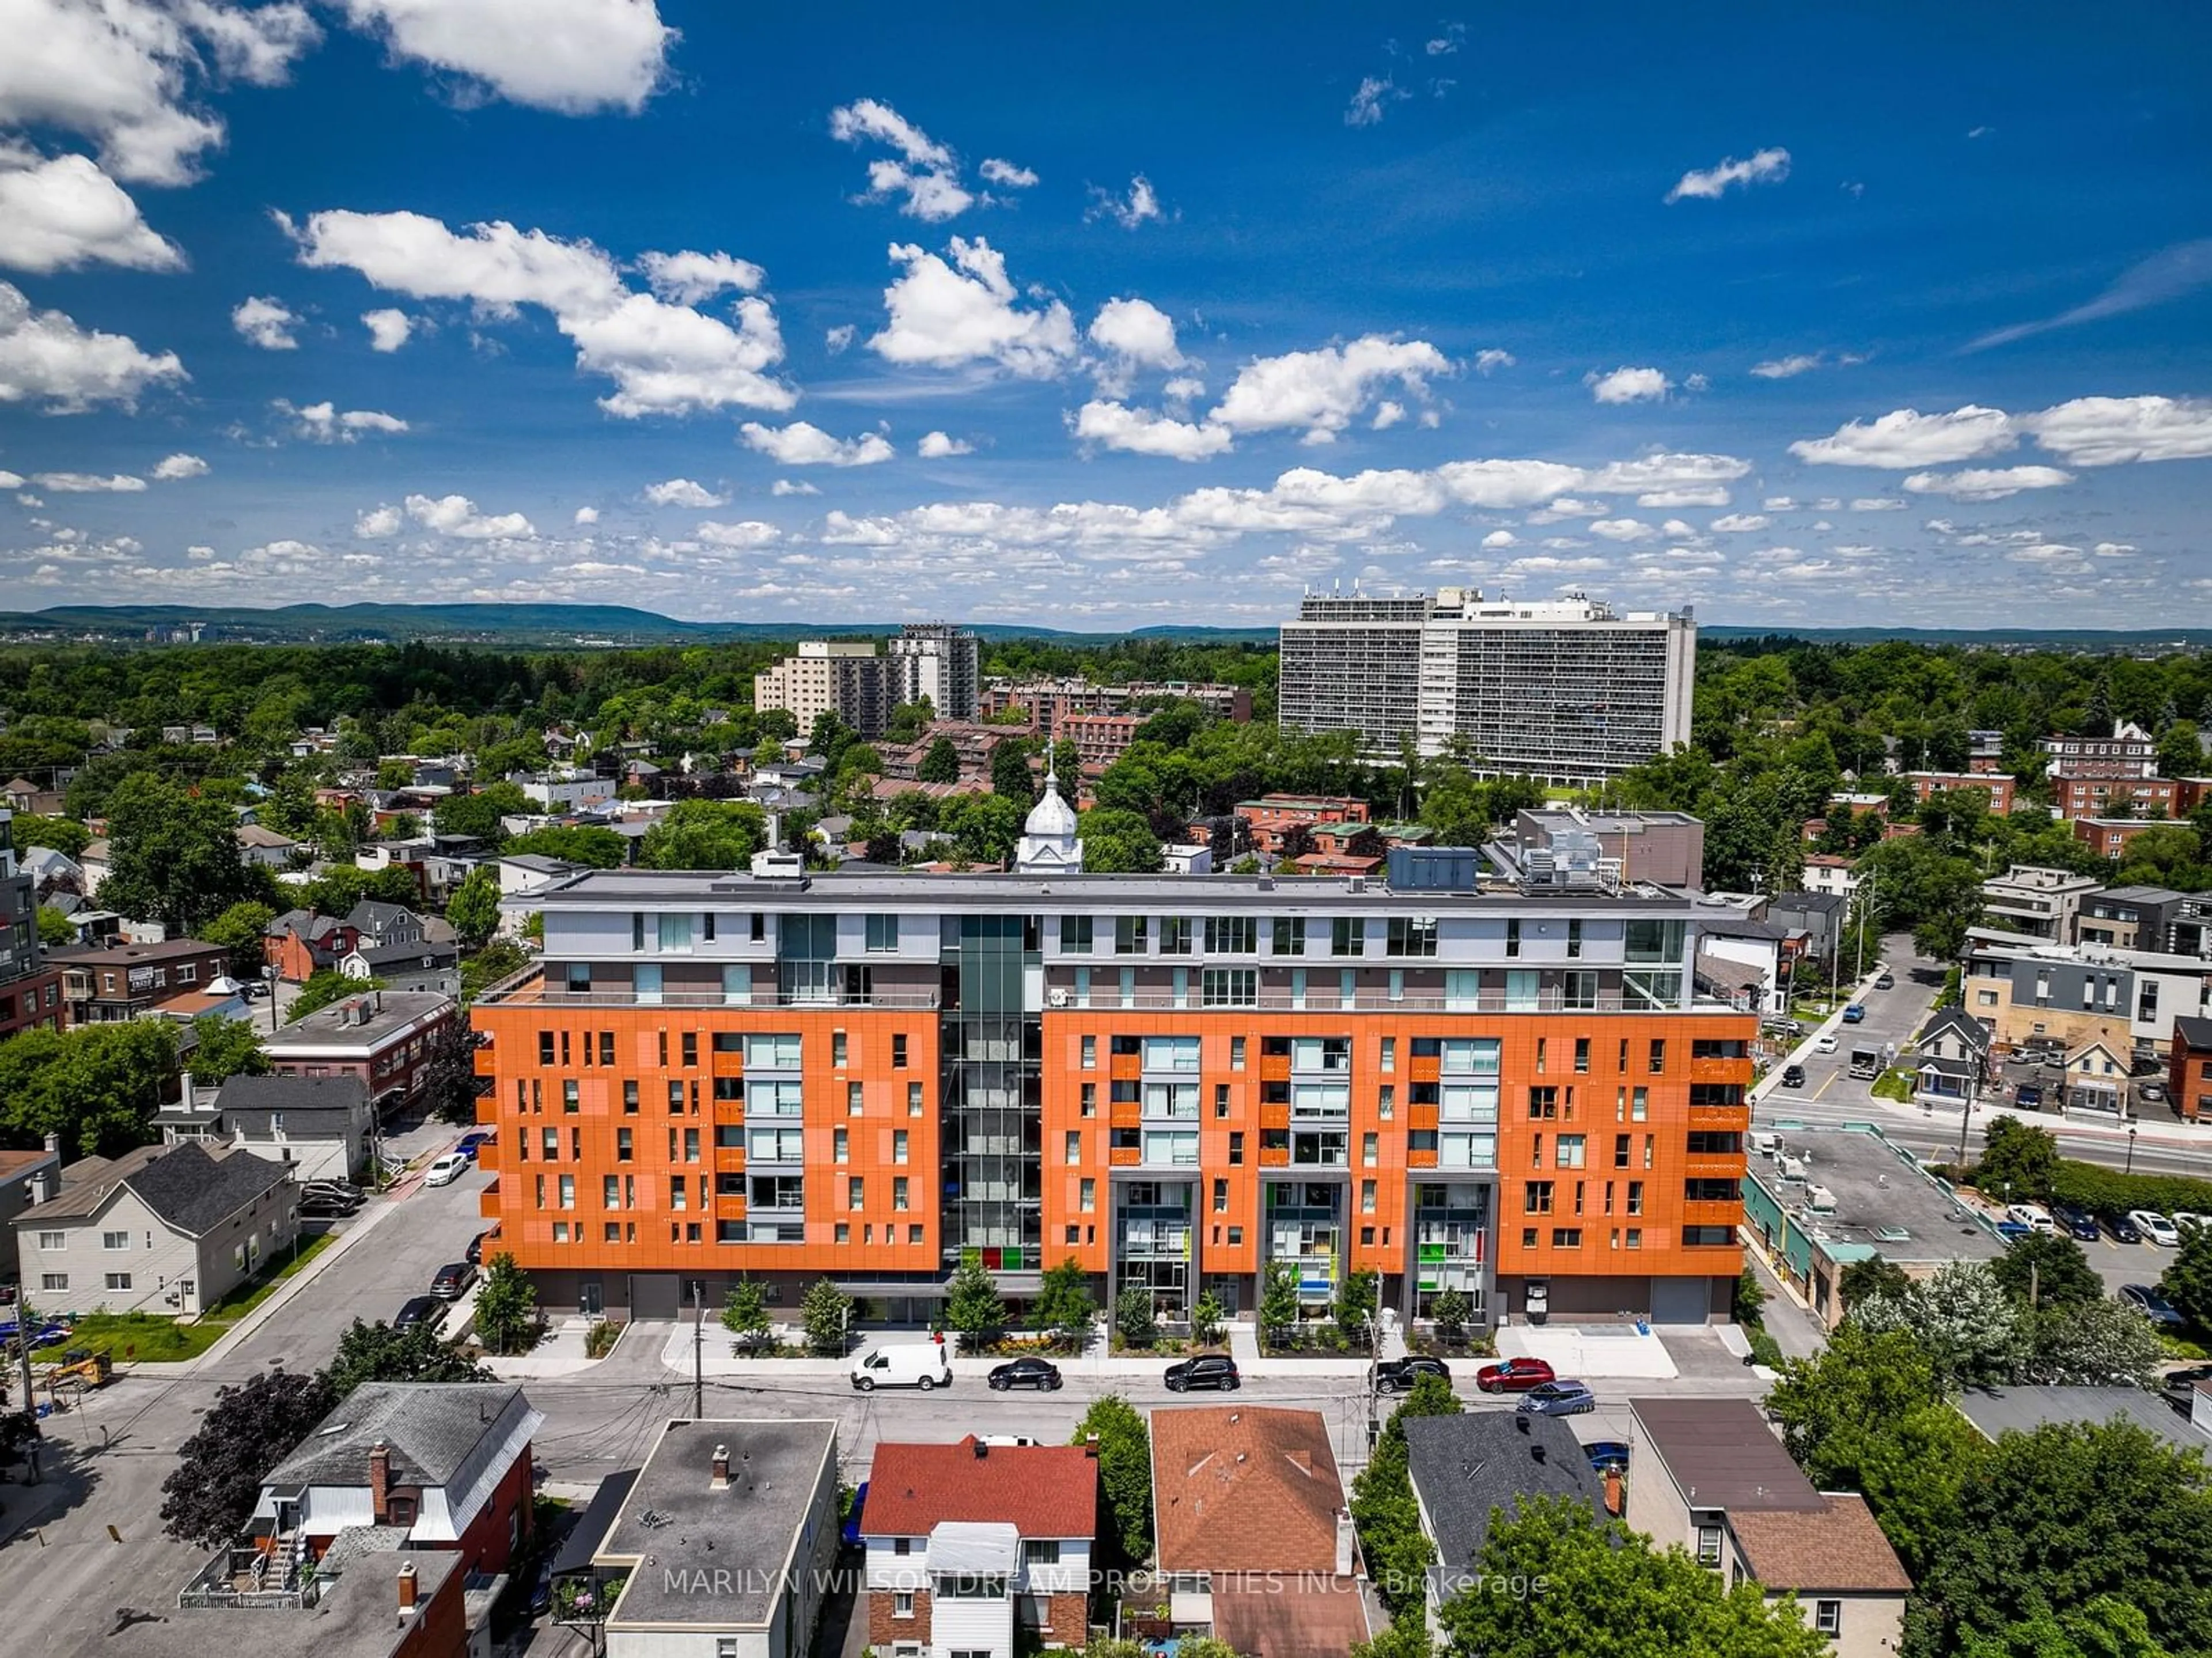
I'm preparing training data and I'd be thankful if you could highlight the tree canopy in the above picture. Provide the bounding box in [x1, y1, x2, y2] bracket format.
[100, 774, 268, 934]
[160, 1369, 339, 1550]
[0, 1019, 179, 1155]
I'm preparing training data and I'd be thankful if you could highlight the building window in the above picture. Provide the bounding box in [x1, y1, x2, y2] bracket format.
[1160, 917, 1194, 955]
[1813, 1600, 1842, 1637]
[101, 1231, 130, 1251]
[1557, 1134, 1586, 1168]
[1115, 915, 1149, 955]
[1229, 1131, 1244, 1165]
[1649, 1039, 1666, 1074]
[847, 1176, 864, 1210]
[105, 1273, 132, 1291]
[1386, 917, 1437, 957]
[1331, 917, 1362, 957]
[894, 1593, 914, 1617]
[1060, 915, 1094, 952]
[1696, 1525, 1724, 1568]
[866, 914, 900, 952]
[1524, 1181, 1554, 1215]
[849, 1081, 866, 1116]
[1080, 1178, 1096, 1213]
[1232, 1036, 1247, 1071]
[893, 1177, 909, 1210]
[892, 1034, 908, 1069]
[834, 1129, 849, 1164]
[1202, 968, 1257, 1006]
[1574, 1037, 1590, 1073]
[1550, 1228, 1580, 1248]
[41, 1273, 66, 1292]
[1272, 917, 1305, 956]
[37, 1231, 65, 1251]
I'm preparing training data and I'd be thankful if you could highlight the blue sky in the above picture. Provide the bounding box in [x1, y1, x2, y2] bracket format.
[1, 2, 2208, 629]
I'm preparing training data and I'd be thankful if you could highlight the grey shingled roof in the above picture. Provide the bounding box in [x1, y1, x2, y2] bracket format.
[1404, 1412, 1601, 1588]
[124, 1140, 291, 1235]
[264, 1383, 533, 1490]
[1919, 1005, 1991, 1054]
[213, 1073, 370, 1131]
[351, 938, 457, 969]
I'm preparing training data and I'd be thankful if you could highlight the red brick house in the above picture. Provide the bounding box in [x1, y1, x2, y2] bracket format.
[2171, 1017, 2212, 1122]
[265, 909, 361, 982]
[862, 1435, 1099, 1656]
[252, 1382, 542, 1576]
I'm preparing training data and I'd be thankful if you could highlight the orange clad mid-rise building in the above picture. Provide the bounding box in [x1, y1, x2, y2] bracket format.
[469, 779, 1751, 1331]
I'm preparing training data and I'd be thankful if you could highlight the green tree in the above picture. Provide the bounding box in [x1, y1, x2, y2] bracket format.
[419, 1010, 481, 1125]
[101, 774, 265, 934]
[1078, 808, 1165, 874]
[501, 825, 627, 868]
[289, 970, 385, 1022]
[446, 867, 503, 951]
[202, 899, 276, 980]
[721, 1281, 773, 1353]
[1260, 1259, 1301, 1346]
[1335, 1266, 1380, 1349]
[1191, 1289, 1228, 1346]
[36, 905, 73, 947]
[2022, 1296, 2164, 1388]
[1114, 1285, 1159, 1350]
[1429, 1288, 1471, 1345]
[639, 800, 768, 870]
[1353, 1374, 1464, 1618]
[1353, 1619, 1437, 1658]
[159, 1369, 339, 1549]
[1851, 1260, 2027, 1389]
[186, 1015, 270, 1087]
[1977, 1115, 2060, 1202]
[1034, 1256, 1097, 1350]
[323, 1317, 494, 1396]
[801, 1278, 854, 1356]
[1435, 1497, 1831, 1658]
[2158, 719, 2203, 783]
[473, 1253, 541, 1355]
[0, 1019, 180, 1155]
[1989, 1231, 2103, 1310]
[433, 782, 530, 846]
[1904, 1421, 2212, 1658]
[2158, 1222, 2212, 1329]
[11, 811, 90, 859]
[991, 736, 1037, 801]
[918, 736, 962, 783]
[944, 1249, 1006, 1354]
[1071, 1394, 1153, 1565]
[940, 793, 1025, 866]
[1838, 1255, 1913, 1311]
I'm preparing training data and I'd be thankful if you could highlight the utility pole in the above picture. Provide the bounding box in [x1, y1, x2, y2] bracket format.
[690, 1281, 704, 1419]
[14, 1301, 41, 1485]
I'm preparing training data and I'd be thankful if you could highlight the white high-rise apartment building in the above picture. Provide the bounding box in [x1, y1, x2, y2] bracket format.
[1279, 588, 1695, 783]
[887, 622, 981, 721]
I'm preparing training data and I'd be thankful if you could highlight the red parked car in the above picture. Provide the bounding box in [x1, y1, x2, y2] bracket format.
[1474, 1357, 1558, 1394]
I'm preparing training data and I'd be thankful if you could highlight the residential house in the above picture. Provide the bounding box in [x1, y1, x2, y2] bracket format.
[77, 836, 112, 895]
[13, 1140, 296, 1316]
[254, 1383, 543, 1576]
[342, 901, 460, 998]
[50, 936, 229, 1025]
[2043, 721, 2158, 781]
[862, 1435, 1099, 1657]
[1767, 890, 1846, 967]
[1800, 854, 1861, 900]
[580, 1419, 839, 1658]
[2, 776, 65, 815]
[157, 1542, 480, 1658]
[1953, 1386, 2211, 1455]
[0, 1137, 62, 1287]
[1056, 712, 1145, 772]
[1233, 794, 1372, 856]
[1977, 865, 2104, 945]
[1692, 909, 1789, 1016]
[2169, 1016, 2212, 1122]
[1511, 807, 1707, 888]
[1150, 1406, 1372, 1658]
[1913, 1006, 1993, 1111]
[1961, 926, 2212, 1059]
[2061, 1037, 2131, 1115]
[1968, 729, 2008, 773]
[21, 844, 85, 904]
[2, 809, 64, 1042]
[1627, 1398, 1910, 1658]
[266, 909, 360, 982]
[497, 854, 585, 936]
[508, 771, 616, 813]
[1403, 1411, 1608, 1615]
[235, 823, 303, 868]
[205, 1073, 376, 1182]
[2078, 885, 2190, 951]
[261, 990, 457, 1116]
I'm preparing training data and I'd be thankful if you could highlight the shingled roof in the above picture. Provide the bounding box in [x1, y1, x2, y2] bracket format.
[1404, 1411, 1602, 1592]
[21, 1141, 289, 1235]
[264, 1383, 537, 1490]
[1151, 1405, 1345, 1573]
[861, 1436, 1099, 1542]
[1728, 1494, 1912, 1593]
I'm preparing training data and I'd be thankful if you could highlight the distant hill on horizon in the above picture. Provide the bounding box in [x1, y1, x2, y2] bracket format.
[0, 601, 2203, 652]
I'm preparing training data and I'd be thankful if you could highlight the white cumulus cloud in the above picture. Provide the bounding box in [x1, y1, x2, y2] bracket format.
[361, 307, 413, 351]
[637, 249, 763, 305]
[290, 209, 791, 417]
[151, 452, 207, 479]
[355, 505, 401, 537]
[739, 420, 894, 467]
[770, 479, 819, 497]
[0, 146, 184, 274]
[572, 505, 599, 525]
[2022, 395, 2212, 465]
[1344, 75, 1406, 127]
[337, 0, 673, 113]
[31, 470, 146, 491]
[275, 398, 408, 441]
[1588, 518, 1656, 542]
[695, 519, 779, 547]
[1088, 175, 1162, 230]
[830, 98, 974, 222]
[979, 157, 1037, 188]
[1665, 146, 1791, 203]
[1481, 530, 1518, 548]
[918, 430, 973, 458]
[404, 492, 534, 538]
[1585, 365, 1671, 404]
[1901, 465, 2074, 502]
[1710, 513, 1770, 532]
[643, 478, 724, 508]
[868, 236, 1077, 378]
[0, 281, 184, 411]
[1789, 405, 2017, 468]
[232, 294, 300, 349]
[1637, 486, 1730, 508]
[1472, 349, 1516, 375]
[1073, 400, 1234, 461]
[1210, 336, 1450, 442]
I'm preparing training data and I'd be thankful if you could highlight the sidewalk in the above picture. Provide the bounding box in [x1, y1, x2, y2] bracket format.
[657, 1319, 1381, 1380]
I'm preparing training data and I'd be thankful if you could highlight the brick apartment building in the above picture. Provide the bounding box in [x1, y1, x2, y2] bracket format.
[262, 989, 458, 1115]
[51, 936, 229, 1026]
[1900, 771, 2016, 815]
[468, 857, 1753, 1329]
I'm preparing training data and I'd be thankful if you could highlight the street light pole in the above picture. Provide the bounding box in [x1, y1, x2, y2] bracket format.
[2127, 1126, 2139, 1176]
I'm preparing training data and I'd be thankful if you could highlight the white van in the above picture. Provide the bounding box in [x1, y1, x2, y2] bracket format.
[2004, 1203, 2058, 1235]
[850, 1342, 953, 1392]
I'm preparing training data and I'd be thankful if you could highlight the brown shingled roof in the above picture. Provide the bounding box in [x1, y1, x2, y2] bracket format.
[1728, 1494, 1912, 1593]
[1150, 1406, 1345, 1574]
[861, 1437, 1099, 1542]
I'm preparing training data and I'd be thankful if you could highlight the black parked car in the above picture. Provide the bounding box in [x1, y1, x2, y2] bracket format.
[1374, 1356, 1451, 1394]
[430, 1262, 476, 1300]
[465, 1231, 492, 1266]
[393, 1295, 442, 1332]
[2051, 1203, 2104, 1243]
[987, 1356, 1064, 1391]
[2107, 1212, 2145, 1245]
[1164, 1353, 1241, 1392]
[2121, 1284, 2187, 1328]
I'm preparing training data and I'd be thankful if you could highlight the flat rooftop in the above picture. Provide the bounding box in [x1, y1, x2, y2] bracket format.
[263, 990, 452, 1050]
[127, 1547, 461, 1658]
[597, 1419, 838, 1629]
[1954, 1386, 2208, 1452]
[1748, 1127, 2004, 1270]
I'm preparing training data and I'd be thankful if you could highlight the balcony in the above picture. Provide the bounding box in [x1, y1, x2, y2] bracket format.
[1687, 1103, 1749, 1131]
[1687, 1057, 1751, 1085]
[1110, 1147, 1142, 1167]
[180, 1540, 316, 1610]
[475, 975, 941, 1010]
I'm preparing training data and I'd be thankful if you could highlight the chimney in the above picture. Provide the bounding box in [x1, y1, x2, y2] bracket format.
[1334, 1508, 1356, 1578]
[974, 1439, 988, 1459]
[26, 1169, 51, 1207]
[369, 1441, 391, 1524]
[1603, 1467, 1624, 1517]
[711, 1444, 730, 1490]
[1084, 1434, 1101, 1459]
[396, 1560, 417, 1614]
[43, 1131, 59, 1155]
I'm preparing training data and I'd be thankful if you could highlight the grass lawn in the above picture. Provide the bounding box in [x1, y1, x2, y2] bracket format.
[1871, 1068, 1914, 1103]
[62, 1231, 340, 1364]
